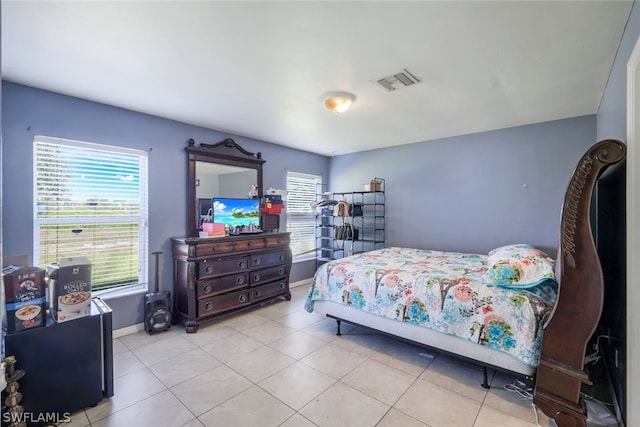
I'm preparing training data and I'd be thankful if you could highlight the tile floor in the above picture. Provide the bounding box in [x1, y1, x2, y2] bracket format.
[62, 285, 551, 427]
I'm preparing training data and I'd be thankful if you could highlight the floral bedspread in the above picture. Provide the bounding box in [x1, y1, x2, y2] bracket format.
[305, 247, 558, 367]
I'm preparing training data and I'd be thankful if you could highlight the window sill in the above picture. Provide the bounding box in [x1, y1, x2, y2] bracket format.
[95, 284, 148, 301]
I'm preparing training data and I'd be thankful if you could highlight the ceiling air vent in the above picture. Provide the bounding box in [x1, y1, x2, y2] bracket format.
[373, 69, 421, 92]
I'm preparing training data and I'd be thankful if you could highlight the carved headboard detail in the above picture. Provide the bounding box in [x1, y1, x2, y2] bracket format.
[534, 139, 626, 427]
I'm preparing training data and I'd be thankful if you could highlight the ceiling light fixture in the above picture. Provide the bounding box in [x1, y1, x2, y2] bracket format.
[322, 92, 356, 113]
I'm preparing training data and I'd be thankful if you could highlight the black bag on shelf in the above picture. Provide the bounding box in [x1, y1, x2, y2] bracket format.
[349, 203, 363, 217]
[334, 224, 359, 240]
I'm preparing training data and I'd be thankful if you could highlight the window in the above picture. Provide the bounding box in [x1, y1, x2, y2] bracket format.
[286, 171, 321, 262]
[34, 136, 149, 293]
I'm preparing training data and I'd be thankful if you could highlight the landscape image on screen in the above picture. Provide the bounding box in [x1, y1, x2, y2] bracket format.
[212, 198, 260, 228]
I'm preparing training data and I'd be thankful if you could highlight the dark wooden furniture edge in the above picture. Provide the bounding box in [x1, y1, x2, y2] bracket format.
[171, 232, 292, 333]
[185, 137, 265, 237]
[533, 139, 626, 427]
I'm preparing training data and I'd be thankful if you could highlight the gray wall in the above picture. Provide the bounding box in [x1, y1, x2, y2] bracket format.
[330, 115, 597, 256]
[598, 1, 639, 140]
[1, 82, 329, 329]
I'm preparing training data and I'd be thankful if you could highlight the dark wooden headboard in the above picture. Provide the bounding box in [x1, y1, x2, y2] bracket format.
[533, 139, 626, 427]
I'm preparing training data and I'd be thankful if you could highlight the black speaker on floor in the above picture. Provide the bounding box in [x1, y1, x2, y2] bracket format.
[144, 290, 171, 334]
[144, 251, 171, 334]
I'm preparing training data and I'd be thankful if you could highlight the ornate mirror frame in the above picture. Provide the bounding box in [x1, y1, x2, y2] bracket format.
[186, 138, 265, 237]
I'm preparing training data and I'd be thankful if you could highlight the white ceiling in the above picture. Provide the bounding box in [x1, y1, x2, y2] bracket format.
[1, 1, 633, 156]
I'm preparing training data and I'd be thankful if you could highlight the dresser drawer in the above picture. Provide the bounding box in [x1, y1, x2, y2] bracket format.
[195, 241, 235, 257]
[266, 235, 290, 248]
[198, 290, 250, 316]
[249, 264, 287, 286]
[198, 256, 249, 279]
[249, 251, 287, 268]
[197, 273, 248, 298]
[250, 280, 288, 302]
[234, 238, 264, 251]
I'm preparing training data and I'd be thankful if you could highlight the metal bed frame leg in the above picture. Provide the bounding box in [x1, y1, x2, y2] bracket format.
[335, 319, 342, 336]
[481, 366, 490, 389]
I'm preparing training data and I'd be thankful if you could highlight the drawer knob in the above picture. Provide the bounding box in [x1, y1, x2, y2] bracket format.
[239, 261, 245, 268]
[204, 302, 213, 311]
[279, 282, 285, 289]
[236, 276, 245, 285]
[253, 274, 261, 282]
[239, 294, 247, 303]
[279, 255, 283, 261]
[248, 241, 253, 246]
[278, 268, 284, 275]
[254, 258, 261, 265]
[203, 284, 212, 293]
[254, 290, 261, 297]
[205, 265, 214, 274]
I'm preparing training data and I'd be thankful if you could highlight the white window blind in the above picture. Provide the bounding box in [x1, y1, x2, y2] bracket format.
[33, 136, 149, 292]
[286, 172, 321, 261]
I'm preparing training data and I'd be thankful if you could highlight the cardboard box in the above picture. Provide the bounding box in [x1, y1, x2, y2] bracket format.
[49, 257, 92, 323]
[369, 179, 381, 191]
[3, 265, 47, 333]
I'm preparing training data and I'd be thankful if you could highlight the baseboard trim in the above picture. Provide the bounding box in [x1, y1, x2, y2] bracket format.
[290, 278, 312, 288]
[113, 323, 145, 338]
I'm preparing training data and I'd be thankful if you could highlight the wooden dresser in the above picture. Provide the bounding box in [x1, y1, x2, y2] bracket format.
[172, 231, 292, 332]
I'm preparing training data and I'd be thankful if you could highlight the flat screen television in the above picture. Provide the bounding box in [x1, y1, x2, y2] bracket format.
[212, 197, 260, 228]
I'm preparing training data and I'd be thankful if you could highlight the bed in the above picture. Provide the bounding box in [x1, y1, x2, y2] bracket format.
[304, 139, 626, 427]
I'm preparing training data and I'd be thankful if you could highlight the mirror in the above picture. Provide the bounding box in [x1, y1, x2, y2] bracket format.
[186, 138, 265, 237]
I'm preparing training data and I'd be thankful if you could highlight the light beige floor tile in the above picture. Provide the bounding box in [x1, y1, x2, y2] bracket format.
[483, 372, 547, 425]
[420, 354, 492, 402]
[341, 359, 417, 406]
[111, 338, 128, 355]
[46, 410, 90, 427]
[84, 368, 166, 422]
[332, 328, 392, 357]
[198, 386, 295, 427]
[271, 310, 324, 330]
[258, 361, 336, 410]
[170, 364, 252, 416]
[226, 345, 295, 382]
[91, 390, 193, 427]
[376, 409, 430, 427]
[267, 330, 327, 360]
[220, 312, 271, 331]
[279, 413, 318, 427]
[299, 382, 390, 427]
[300, 318, 351, 342]
[181, 419, 205, 427]
[131, 334, 198, 366]
[200, 332, 263, 362]
[113, 349, 144, 378]
[179, 323, 238, 347]
[300, 342, 368, 379]
[119, 329, 179, 350]
[255, 300, 294, 320]
[394, 378, 481, 427]
[473, 404, 542, 427]
[148, 348, 222, 387]
[242, 319, 297, 344]
[371, 340, 434, 377]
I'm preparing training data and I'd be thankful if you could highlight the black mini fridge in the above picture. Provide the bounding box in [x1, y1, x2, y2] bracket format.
[4, 297, 114, 426]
